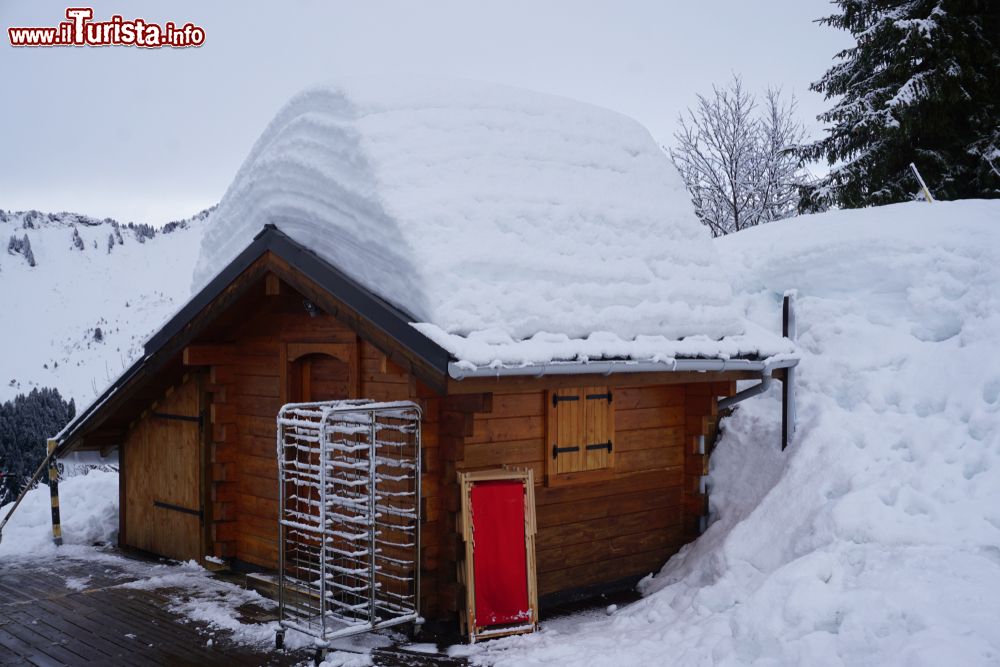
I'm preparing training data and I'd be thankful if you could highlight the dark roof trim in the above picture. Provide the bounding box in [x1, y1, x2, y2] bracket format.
[57, 224, 452, 453]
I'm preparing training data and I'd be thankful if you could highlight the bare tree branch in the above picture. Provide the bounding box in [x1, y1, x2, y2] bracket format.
[670, 75, 807, 236]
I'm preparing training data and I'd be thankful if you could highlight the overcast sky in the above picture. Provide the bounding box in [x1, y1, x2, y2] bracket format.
[0, 1, 849, 224]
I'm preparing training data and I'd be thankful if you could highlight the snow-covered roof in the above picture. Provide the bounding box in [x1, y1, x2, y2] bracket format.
[194, 78, 791, 367]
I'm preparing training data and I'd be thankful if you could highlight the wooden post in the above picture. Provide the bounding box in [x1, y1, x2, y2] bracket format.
[47, 439, 63, 546]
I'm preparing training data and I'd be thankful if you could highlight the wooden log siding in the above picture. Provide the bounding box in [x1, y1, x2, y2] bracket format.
[183, 281, 447, 615]
[683, 381, 736, 538]
[145, 275, 740, 619]
[455, 383, 717, 598]
[123, 373, 204, 561]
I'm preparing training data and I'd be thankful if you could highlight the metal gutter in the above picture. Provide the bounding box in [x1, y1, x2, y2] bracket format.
[447, 356, 798, 380]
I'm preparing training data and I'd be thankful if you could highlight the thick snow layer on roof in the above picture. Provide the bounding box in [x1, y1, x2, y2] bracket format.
[194, 78, 755, 359]
[469, 199, 1000, 665]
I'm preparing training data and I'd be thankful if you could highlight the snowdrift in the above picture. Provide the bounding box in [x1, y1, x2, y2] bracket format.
[192, 78, 789, 367]
[0, 469, 118, 559]
[471, 200, 1000, 666]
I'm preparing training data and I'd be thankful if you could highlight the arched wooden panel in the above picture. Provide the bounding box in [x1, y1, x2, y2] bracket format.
[293, 353, 353, 402]
[285, 342, 358, 403]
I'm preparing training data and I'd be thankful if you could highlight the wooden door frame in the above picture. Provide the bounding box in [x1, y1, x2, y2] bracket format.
[197, 371, 212, 563]
[279, 341, 359, 405]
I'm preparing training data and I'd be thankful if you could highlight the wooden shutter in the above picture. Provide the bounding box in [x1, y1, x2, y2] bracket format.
[583, 386, 614, 471]
[549, 388, 585, 474]
[546, 386, 615, 484]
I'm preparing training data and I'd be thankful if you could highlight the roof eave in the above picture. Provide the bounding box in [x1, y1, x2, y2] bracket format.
[55, 224, 453, 456]
[447, 355, 800, 380]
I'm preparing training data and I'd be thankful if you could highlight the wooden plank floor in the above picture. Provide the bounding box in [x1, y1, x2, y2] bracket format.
[0, 550, 466, 667]
[0, 553, 303, 666]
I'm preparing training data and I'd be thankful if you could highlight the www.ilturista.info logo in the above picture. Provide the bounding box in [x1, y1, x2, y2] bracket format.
[8, 8, 205, 48]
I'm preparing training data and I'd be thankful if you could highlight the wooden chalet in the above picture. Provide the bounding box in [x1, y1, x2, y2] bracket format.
[54, 223, 797, 629]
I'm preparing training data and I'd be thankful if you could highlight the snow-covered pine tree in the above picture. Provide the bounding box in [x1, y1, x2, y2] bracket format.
[71, 226, 84, 250]
[0, 389, 75, 502]
[6, 234, 36, 266]
[801, 0, 1000, 208]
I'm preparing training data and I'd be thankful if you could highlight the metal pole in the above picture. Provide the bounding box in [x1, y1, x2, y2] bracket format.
[782, 291, 798, 451]
[318, 408, 329, 641]
[368, 408, 378, 627]
[276, 412, 285, 633]
[413, 405, 422, 621]
[909, 162, 935, 202]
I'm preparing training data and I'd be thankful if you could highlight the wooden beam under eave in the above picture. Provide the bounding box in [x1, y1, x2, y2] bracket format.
[265, 273, 282, 296]
[183, 343, 237, 366]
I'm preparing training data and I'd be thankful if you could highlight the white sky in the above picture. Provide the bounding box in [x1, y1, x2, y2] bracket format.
[0, 0, 849, 224]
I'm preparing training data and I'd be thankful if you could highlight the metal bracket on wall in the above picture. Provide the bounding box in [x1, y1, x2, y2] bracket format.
[154, 500, 204, 520]
[152, 411, 204, 426]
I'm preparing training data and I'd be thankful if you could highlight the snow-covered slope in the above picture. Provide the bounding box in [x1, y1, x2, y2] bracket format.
[194, 78, 775, 367]
[0, 209, 208, 404]
[471, 200, 1000, 666]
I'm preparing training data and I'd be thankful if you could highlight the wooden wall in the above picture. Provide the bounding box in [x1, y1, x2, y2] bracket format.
[445, 380, 735, 605]
[192, 281, 446, 616]
[122, 373, 203, 561]
[176, 274, 737, 623]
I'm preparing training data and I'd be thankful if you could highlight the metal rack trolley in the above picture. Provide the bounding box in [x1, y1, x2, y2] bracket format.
[275, 400, 422, 658]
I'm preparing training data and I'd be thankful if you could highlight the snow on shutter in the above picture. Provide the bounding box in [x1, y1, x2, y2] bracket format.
[547, 386, 615, 483]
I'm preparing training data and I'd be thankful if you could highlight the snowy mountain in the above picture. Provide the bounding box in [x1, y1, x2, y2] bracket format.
[0, 207, 211, 404]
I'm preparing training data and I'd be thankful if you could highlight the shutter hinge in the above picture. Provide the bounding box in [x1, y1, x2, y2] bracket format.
[585, 440, 613, 452]
[552, 444, 581, 459]
[552, 394, 580, 408]
[585, 391, 612, 403]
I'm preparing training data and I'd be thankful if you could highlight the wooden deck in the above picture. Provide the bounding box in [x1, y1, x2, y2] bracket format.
[0, 549, 465, 666]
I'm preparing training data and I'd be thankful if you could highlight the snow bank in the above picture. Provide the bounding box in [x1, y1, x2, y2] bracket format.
[472, 200, 1000, 665]
[194, 78, 754, 362]
[0, 469, 118, 558]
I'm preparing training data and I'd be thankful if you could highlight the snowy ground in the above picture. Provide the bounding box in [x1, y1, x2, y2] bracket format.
[3, 199, 999, 665]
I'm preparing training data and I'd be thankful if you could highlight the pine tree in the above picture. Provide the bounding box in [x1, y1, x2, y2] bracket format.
[0, 388, 75, 502]
[801, 0, 1000, 208]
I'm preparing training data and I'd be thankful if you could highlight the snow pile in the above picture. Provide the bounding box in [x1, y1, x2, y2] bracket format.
[472, 199, 1000, 665]
[194, 78, 767, 365]
[0, 469, 118, 558]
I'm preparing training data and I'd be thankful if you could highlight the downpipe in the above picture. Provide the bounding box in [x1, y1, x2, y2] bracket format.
[717, 365, 774, 411]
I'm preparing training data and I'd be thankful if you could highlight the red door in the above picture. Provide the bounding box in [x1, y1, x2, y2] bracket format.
[470, 480, 531, 627]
